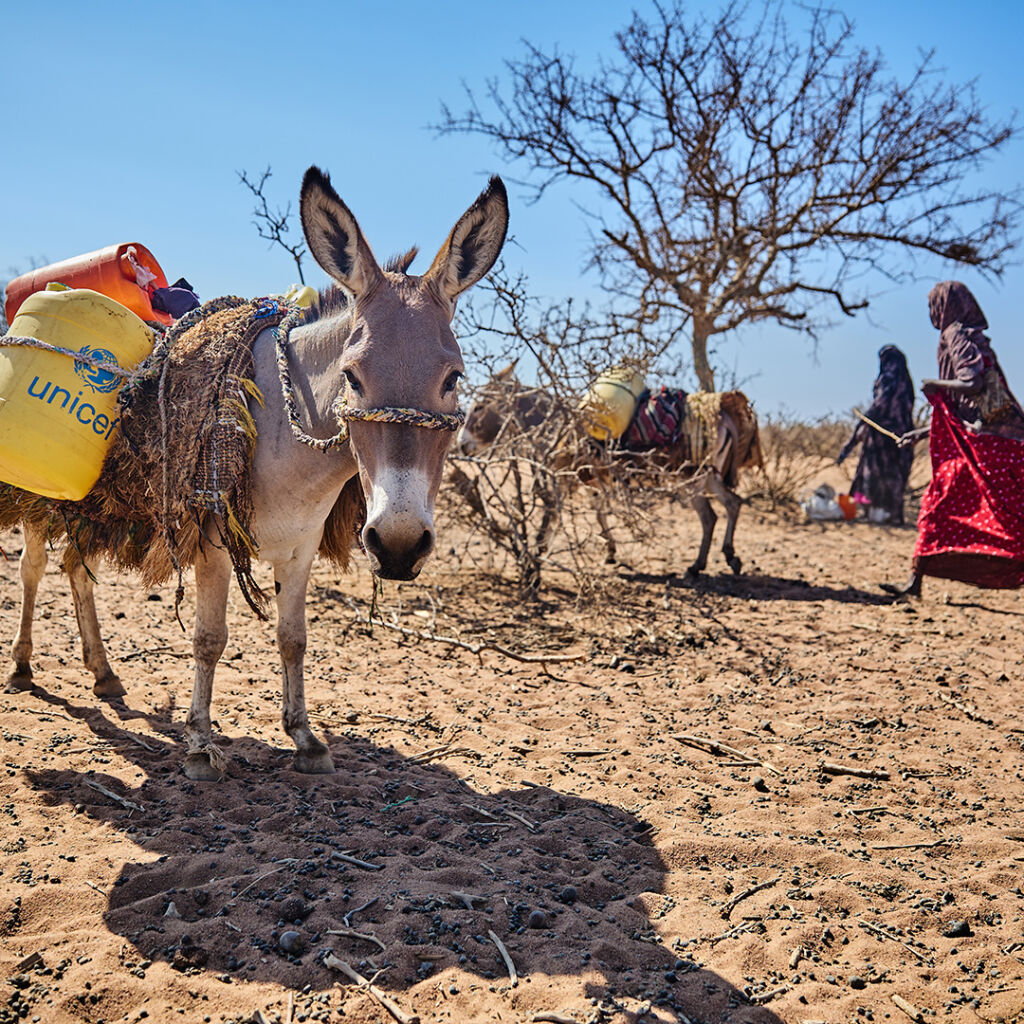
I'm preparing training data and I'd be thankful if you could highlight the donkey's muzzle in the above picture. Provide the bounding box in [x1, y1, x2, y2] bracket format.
[363, 525, 434, 581]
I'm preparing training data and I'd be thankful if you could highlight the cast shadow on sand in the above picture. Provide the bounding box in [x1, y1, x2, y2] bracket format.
[620, 568, 892, 605]
[20, 684, 784, 1024]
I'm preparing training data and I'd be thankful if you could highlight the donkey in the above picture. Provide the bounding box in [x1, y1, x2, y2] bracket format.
[6, 167, 509, 780]
[456, 370, 761, 576]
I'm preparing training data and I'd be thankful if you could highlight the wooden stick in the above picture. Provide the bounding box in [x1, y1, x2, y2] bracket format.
[672, 733, 781, 776]
[871, 839, 949, 851]
[820, 762, 890, 780]
[853, 407, 902, 443]
[751, 984, 789, 1005]
[324, 952, 419, 1024]
[451, 891, 486, 910]
[342, 896, 378, 928]
[331, 851, 383, 872]
[504, 808, 539, 832]
[891, 993, 924, 1022]
[936, 690, 994, 725]
[707, 919, 757, 945]
[84, 779, 143, 813]
[721, 876, 781, 920]
[859, 921, 930, 964]
[488, 929, 518, 987]
[533, 1015, 581, 1024]
[408, 744, 479, 765]
[325, 927, 386, 952]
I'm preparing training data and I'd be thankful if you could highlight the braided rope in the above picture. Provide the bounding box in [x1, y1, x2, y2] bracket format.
[0, 334, 150, 378]
[273, 304, 349, 452]
[340, 405, 465, 431]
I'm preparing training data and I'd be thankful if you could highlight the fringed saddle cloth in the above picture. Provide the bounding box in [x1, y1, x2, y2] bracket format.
[0, 299, 286, 617]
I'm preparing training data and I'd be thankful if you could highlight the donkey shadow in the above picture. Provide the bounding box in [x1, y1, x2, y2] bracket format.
[21, 685, 784, 1024]
[620, 567, 892, 605]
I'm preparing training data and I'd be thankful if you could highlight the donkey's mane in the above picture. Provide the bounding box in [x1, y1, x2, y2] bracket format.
[384, 246, 419, 273]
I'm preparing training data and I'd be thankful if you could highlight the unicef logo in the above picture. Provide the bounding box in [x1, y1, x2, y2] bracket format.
[73, 346, 120, 394]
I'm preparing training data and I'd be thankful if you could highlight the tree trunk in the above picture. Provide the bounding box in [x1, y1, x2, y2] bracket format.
[691, 324, 715, 392]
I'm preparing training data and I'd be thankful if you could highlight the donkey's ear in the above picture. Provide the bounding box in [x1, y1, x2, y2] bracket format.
[423, 176, 509, 311]
[300, 167, 381, 298]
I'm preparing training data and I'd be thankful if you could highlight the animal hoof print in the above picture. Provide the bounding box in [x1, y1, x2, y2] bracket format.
[4, 670, 34, 693]
[93, 674, 126, 699]
[293, 750, 335, 775]
[182, 753, 225, 782]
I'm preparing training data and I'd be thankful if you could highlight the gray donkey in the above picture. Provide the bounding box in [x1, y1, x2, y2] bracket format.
[7, 167, 509, 780]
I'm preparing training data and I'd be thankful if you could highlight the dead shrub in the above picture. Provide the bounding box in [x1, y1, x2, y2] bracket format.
[743, 411, 851, 510]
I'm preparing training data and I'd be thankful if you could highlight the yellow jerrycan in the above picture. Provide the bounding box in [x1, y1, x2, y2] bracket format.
[0, 287, 155, 500]
[580, 366, 646, 441]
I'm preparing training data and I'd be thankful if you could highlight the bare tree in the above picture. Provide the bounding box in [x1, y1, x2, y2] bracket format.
[237, 166, 307, 283]
[438, 1, 1020, 390]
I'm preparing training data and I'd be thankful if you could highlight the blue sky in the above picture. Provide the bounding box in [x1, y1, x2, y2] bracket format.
[2, 1, 1021, 418]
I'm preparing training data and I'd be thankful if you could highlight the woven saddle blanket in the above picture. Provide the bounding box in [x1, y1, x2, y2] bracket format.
[621, 387, 762, 477]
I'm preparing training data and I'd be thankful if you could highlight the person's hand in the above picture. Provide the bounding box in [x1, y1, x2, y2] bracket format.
[921, 379, 942, 397]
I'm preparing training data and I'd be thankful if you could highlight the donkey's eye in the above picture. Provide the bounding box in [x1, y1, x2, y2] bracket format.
[443, 370, 463, 395]
[344, 370, 363, 395]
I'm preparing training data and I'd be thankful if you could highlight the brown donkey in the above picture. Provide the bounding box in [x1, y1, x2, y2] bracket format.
[457, 372, 762, 576]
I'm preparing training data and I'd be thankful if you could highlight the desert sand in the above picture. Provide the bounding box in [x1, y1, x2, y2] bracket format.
[1, 487, 1022, 1024]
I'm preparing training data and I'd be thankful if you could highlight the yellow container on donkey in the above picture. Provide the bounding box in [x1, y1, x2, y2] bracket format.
[0, 288, 154, 500]
[581, 366, 646, 441]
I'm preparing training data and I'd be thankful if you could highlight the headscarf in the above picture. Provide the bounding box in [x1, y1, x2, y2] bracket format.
[870, 344, 915, 434]
[928, 281, 988, 333]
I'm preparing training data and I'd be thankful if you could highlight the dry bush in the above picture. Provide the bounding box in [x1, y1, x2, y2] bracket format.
[742, 411, 851, 510]
[438, 265, 673, 594]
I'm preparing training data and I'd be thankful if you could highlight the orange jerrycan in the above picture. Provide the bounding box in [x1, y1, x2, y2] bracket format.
[0, 288, 155, 500]
[4, 243, 172, 327]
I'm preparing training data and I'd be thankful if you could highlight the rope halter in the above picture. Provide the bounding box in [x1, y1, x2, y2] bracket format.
[272, 301, 465, 453]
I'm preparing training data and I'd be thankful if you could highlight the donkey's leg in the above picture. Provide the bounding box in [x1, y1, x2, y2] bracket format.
[588, 489, 617, 563]
[708, 474, 743, 574]
[183, 541, 233, 781]
[67, 552, 124, 698]
[6, 522, 47, 692]
[274, 546, 333, 774]
[686, 488, 717, 577]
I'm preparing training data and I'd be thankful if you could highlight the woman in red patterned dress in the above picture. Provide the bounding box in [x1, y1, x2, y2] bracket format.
[883, 281, 1024, 598]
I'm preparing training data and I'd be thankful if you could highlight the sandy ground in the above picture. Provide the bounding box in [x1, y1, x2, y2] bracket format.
[1, 480, 1023, 1024]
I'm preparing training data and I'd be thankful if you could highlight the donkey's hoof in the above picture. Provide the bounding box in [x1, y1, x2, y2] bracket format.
[182, 753, 225, 782]
[685, 564, 703, 578]
[4, 666, 34, 693]
[293, 749, 335, 775]
[93, 672, 126, 699]
[727, 556, 742, 575]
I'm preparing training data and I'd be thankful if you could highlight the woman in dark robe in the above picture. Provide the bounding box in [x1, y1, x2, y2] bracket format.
[884, 281, 1024, 597]
[837, 345, 915, 524]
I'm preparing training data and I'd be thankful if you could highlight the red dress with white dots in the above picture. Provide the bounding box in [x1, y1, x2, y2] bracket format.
[913, 395, 1024, 588]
